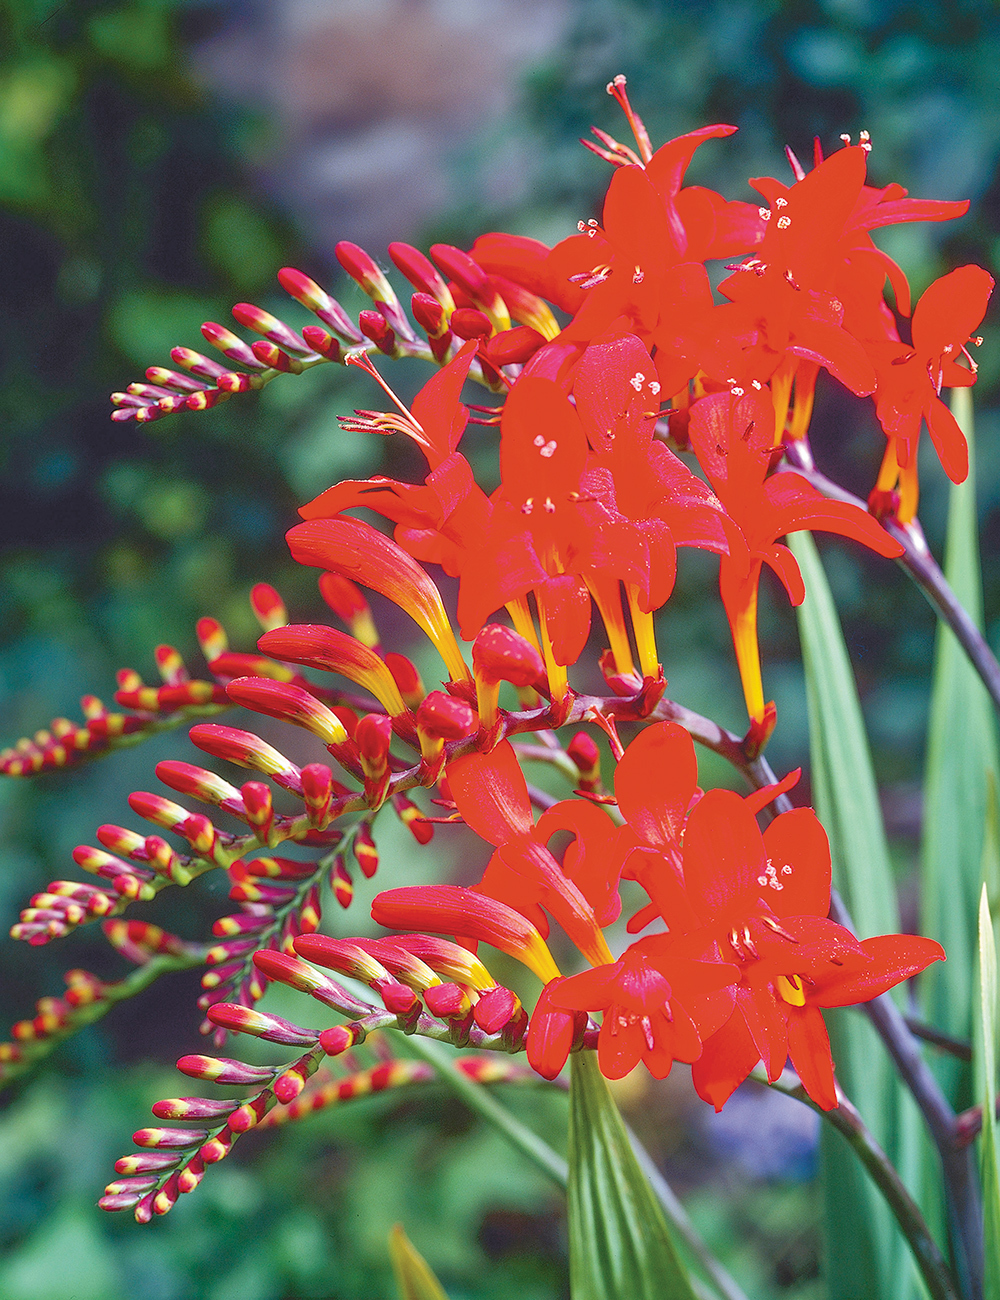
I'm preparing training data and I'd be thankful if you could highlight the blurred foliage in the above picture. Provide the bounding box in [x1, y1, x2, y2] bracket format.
[2, 0, 1000, 1296]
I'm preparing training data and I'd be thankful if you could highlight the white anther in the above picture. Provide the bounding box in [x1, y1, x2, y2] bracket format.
[648, 380, 661, 394]
[533, 434, 546, 447]
[775, 197, 788, 208]
[770, 880, 784, 891]
[757, 875, 768, 886]
[781, 865, 792, 875]
[731, 386, 745, 397]
[539, 440, 557, 458]
[521, 498, 534, 515]
[543, 497, 555, 513]
[577, 221, 587, 232]
[759, 206, 771, 220]
[629, 372, 645, 391]
[777, 215, 791, 229]
[751, 379, 762, 390]
[840, 133, 852, 144]
[633, 266, 645, 284]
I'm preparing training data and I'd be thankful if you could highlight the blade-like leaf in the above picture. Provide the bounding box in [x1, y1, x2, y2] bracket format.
[389, 1223, 451, 1300]
[922, 389, 999, 1110]
[791, 530, 923, 1300]
[978, 882, 1000, 1300]
[567, 1051, 700, 1300]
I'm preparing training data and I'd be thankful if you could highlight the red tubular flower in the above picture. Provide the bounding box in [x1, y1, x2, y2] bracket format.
[446, 742, 616, 968]
[670, 786, 944, 1109]
[687, 388, 902, 738]
[256, 626, 407, 720]
[870, 264, 993, 520]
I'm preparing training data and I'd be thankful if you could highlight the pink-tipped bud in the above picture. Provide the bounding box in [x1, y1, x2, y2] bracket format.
[253, 950, 371, 1015]
[358, 309, 397, 356]
[226, 678, 350, 749]
[384, 653, 425, 710]
[424, 982, 471, 1019]
[389, 242, 455, 307]
[170, 347, 229, 380]
[301, 762, 335, 827]
[331, 855, 353, 908]
[278, 267, 364, 343]
[293, 934, 391, 987]
[484, 326, 546, 367]
[473, 625, 545, 688]
[392, 792, 434, 845]
[300, 325, 343, 360]
[201, 321, 266, 369]
[250, 584, 287, 631]
[411, 292, 449, 338]
[133, 1127, 210, 1150]
[251, 339, 302, 373]
[189, 723, 302, 791]
[231, 302, 311, 355]
[335, 242, 398, 307]
[567, 731, 601, 790]
[449, 308, 492, 341]
[152, 1096, 239, 1121]
[430, 245, 510, 332]
[206, 1003, 318, 1046]
[155, 761, 242, 809]
[176, 1055, 276, 1085]
[473, 985, 522, 1035]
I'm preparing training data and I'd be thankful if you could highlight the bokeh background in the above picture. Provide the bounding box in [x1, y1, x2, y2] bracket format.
[1, 1, 1000, 1296]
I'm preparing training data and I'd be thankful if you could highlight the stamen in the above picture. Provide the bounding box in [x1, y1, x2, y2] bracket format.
[605, 74, 654, 164]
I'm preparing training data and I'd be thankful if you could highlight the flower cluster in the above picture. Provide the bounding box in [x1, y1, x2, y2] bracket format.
[2, 78, 983, 1216]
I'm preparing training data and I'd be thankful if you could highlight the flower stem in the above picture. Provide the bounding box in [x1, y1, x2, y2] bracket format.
[782, 438, 1000, 720]
[757, 1066, 961, 1300]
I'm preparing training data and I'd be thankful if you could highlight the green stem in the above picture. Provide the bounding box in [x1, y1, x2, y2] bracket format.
[0, 947, 209, 1091]
[756, 1067, 960, 1300]
[399, 1032, 569, 1185]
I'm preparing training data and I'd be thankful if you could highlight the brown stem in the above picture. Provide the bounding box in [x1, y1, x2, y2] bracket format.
[782, 439, 1000, 718]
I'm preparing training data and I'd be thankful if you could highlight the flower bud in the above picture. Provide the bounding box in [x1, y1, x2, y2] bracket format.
[206, 1004, 319, 1046]
[278, 267, 364, 343]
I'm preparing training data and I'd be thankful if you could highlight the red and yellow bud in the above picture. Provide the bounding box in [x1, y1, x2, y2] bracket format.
[318, 572, 380, 649]
[567, 732, 601, 791]
[206, 1003, 319, 1046]
[278, 267, 365, 343]
[389, 242, 456, 310]
[392, 792, 434, 844]
[231, 302, 311, 355]
[256, 626, 407, 719]
[253, 949, 372, 1016]
[335, 242, 413, 340]
[430, 244, 511, 333]
[226, 676, 353, 748]
[358, 310, 398, 356]
[330, 855, 353, 908]
[372, 886, 561, 984]
[200, 322, 265, 369]
[353, 822, 379, 879]
[286, 518, 470, 684]
[188, 723, 302, 792]
[300, 763, 336, 828]
[384, 653, 425, 710]
[472, 624, 546, 730]
[355, 713, 393, 808]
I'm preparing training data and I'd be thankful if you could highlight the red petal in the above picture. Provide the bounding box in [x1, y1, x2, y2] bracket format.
[410, 340, 477, 466]
[682, 788, 767, 924]
[924, 396, 969, 484]
[786, 1005, 837, 1109]
[614, 722, 698, 851]
[761, 808, 831, 917]
[446, 742, 534, 844]
[692, 1011, 760, 1111]
[911, 265, 993, 357]
[815, 933, 944, 1007]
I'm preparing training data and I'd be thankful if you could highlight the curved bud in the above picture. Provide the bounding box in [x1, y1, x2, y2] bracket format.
[226, 677, 352, 747]
[429, 244, 511, 333]
[372, 886, 560, 984]
[257, 625, 407, 718]
[286, 518, 470, 683]
[189, 723, 302, 793]
[278, 267, 364, 343]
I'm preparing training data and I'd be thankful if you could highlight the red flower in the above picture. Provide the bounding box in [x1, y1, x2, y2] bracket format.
[547, 936, 738, 1080]
[687, 387, 903, 738]
[869, 264, 993, 520]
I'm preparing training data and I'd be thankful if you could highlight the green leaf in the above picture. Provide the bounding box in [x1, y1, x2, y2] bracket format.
[567, 1051, 700, 1300]
[978, 883, 1000, 1300]
[790, 530, 924, 1300]
[922, 388, 1000, 1110]
[389, 1224, 451, 1300]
